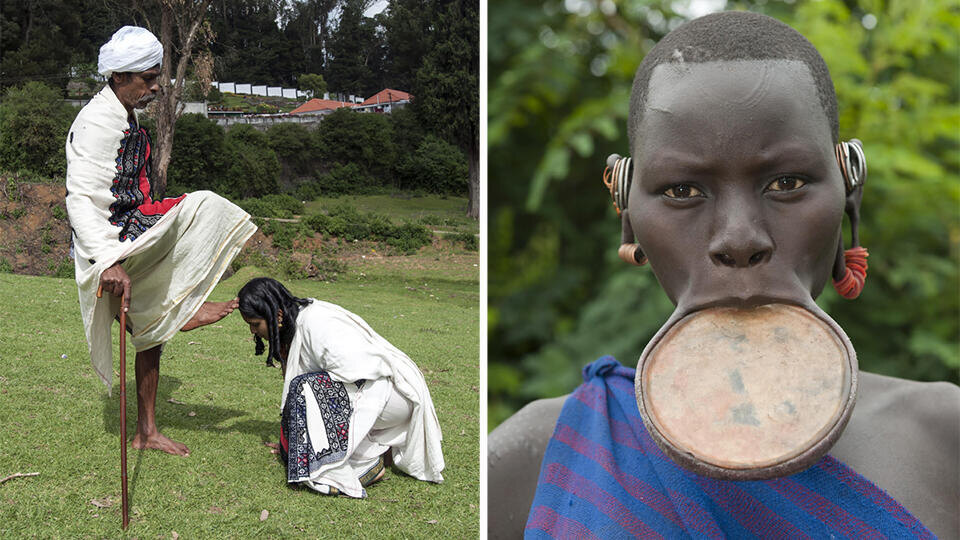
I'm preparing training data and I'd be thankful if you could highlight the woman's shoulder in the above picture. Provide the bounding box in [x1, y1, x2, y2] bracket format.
[487, 395, 568, 539]
[830, 371, 959, 537]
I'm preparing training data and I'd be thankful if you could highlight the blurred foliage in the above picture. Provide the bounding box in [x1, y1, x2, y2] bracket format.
[488, 0, 960, 430]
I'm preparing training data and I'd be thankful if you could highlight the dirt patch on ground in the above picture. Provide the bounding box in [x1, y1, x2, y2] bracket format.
[0, 179, 73, 276]
[0, 179, 479, 282]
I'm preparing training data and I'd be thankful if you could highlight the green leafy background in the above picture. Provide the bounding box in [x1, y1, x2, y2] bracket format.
[488, 0, 959, 430]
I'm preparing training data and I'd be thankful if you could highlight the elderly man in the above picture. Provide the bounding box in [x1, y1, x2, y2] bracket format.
[66, 26, 257, 456]
[488, 12, 959, 539]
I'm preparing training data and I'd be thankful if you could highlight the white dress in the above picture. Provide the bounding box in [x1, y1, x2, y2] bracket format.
[65, 85, 256, 390]
[280, 300, 445, 498]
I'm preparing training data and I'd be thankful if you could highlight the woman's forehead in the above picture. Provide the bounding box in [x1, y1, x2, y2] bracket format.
[636, 59, 833, 165]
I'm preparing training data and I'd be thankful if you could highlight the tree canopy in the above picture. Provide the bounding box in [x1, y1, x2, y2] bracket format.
[297, 73, 327, 97]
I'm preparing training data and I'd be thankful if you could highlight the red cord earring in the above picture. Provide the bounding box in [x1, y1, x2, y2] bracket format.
[832, 246, 868, 299]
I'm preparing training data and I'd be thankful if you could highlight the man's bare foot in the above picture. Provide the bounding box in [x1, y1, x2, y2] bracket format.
[181, 299, 239, 331]
[264, 441, 281, 455]
[132, 431, 190, 456]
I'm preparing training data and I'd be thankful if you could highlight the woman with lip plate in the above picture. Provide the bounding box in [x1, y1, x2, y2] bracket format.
[237, 277, 444, 498]
[488, 11, 958, 539]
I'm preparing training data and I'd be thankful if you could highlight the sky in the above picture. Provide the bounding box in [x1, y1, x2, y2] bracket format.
[364, 0, 388, 17]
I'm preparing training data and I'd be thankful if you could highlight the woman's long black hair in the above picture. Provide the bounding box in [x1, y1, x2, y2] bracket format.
[237, 277, 312, 367]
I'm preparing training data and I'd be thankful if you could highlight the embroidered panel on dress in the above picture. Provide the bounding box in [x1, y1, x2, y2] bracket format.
[108, 122, 163, 241]
[282, 371, 353, 483]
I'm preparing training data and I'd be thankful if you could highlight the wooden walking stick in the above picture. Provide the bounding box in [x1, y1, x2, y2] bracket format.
[97, 284, 130, 529]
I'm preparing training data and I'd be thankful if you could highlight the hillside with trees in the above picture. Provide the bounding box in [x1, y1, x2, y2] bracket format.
[0, 0, 479, 216]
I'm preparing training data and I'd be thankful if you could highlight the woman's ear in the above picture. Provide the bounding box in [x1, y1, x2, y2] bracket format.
[836, 139, 867, 248]
[831, 140, 869, 298]
[619, 209, 647, 266]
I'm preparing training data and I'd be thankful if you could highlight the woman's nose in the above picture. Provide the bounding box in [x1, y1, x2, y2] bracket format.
[708, 204, 774, 268]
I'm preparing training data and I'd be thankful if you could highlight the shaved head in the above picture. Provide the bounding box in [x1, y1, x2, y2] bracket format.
[628, 11, 839, 148]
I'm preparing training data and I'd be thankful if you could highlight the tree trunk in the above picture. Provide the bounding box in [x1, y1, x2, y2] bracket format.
[152, 6, 176, 198]
[150, 0, 211, 199]
[467, 140, 479, 220]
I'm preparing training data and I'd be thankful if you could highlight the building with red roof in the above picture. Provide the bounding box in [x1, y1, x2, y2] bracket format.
[289, 98, 356, 116]
[354, 89, 413, 114]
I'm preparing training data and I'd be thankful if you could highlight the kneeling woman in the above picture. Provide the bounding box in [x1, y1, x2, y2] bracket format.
[238, 277, 444, 497]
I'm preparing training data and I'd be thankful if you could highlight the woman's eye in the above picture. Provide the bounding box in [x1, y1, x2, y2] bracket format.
[766, 176, 806, 192]
[663, 184, 703, 199]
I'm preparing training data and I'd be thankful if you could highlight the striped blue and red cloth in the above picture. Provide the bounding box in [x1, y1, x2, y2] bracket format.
[525, 356, 934, 539]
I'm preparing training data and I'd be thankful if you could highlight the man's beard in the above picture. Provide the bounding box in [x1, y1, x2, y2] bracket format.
[135, 93, 157, 109]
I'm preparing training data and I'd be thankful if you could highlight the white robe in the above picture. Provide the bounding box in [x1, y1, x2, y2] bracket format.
[66, 85, 256, 390]
[282, 300, 445, 497]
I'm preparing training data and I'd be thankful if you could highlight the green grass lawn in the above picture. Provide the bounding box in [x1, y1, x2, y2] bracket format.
[0, 261, 479, 538]
[304, 194, 478, 235]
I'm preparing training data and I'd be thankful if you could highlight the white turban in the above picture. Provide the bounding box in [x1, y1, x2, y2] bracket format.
[98, 26, 163, 77]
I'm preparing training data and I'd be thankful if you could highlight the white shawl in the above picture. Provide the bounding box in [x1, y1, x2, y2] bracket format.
[66, 85, 256, 390]
[282, 300, 445, 494]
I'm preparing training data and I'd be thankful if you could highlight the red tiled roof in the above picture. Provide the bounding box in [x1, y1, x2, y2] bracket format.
[289, 98, 356, 115]
[361, 89, 412, 107]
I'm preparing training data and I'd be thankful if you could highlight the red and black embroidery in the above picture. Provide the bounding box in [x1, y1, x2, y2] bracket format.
[108, 122, 182, 241]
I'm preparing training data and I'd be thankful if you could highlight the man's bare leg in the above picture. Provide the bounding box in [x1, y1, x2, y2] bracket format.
[181, 299, 239, 332]
[130, 345, 190, 456]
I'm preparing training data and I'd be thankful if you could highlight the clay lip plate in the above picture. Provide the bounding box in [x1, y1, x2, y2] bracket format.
[639, 304, 855, 475]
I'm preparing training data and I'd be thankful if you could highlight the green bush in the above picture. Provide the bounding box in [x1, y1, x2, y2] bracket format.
[303, 203, 432, 254]
[230, 248, 344, 282]
[255, 103, 278, 114]
[237, 193, 303, 218]
[0, 258, 11, 273]
[396, 135, 469, 194]
[51, 205, 67, 220]
[451, 231, 478, 251]
[386, 223, 433, 254]
[238, 199, 289, 218]
[295, 180, 324, 201]
[316, 108, 396, 182]
[0, 82, 78, 178]
[49, 257, 74, 278]
[260, 219, 312, 250]
[314, 163, 377, 195]
[261, 193, 303, 215]
[303, 212, 331, 232]
[266, 124, 318, 177]
[168, 113, 228, 193]
[222, 125, 281, 198]
[298, 73, 328, 98]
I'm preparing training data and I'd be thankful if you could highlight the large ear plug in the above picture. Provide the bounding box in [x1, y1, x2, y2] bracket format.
[604, 154, 646, 266]
[832, 139, 868, 299]
[603, 154, 632, 217]
[618, 243, 648, 266]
